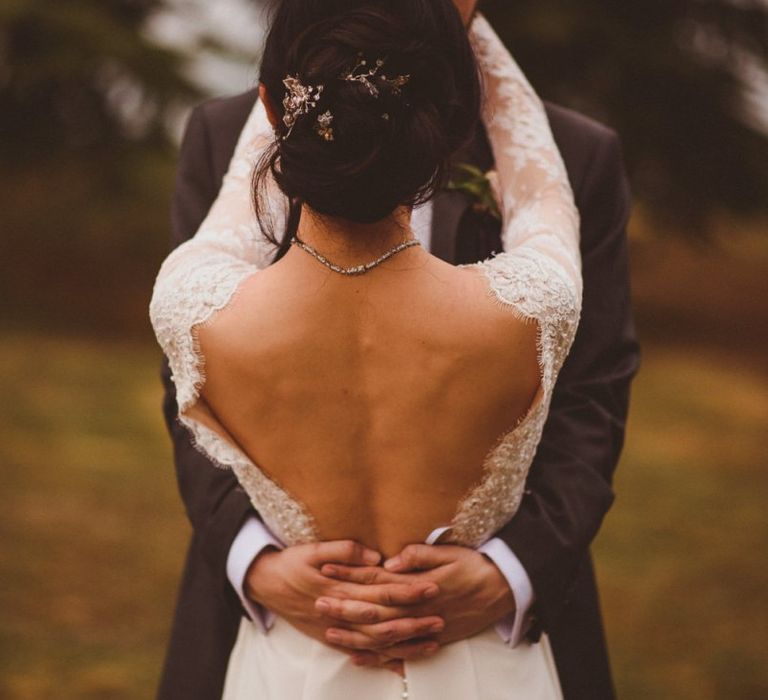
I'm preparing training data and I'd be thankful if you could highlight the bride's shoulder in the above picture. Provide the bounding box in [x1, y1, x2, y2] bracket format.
[191, 89, 259, 130]
[545, 101, 617, 144]
[419, 255, 535, 335]
[181, 89, 260, 174]
[193, 262, 290, 363]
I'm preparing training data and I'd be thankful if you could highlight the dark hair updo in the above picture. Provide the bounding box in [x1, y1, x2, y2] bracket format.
[255, 0, 481, 247]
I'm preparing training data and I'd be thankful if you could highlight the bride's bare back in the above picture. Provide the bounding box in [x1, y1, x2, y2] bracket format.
[150, 15, 581, 563]
[196, 246, 539, 558]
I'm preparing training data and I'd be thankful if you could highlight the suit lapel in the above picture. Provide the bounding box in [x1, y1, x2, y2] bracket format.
[430, 122, 496, 264]
[430, 189, 471, 264]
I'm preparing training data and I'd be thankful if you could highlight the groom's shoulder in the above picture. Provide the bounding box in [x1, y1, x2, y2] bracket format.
[193, 91, 620, 145]
[544, 101, 623, 189]
[185, 89, 260, 177]
[186, 90, 625, 195]
[194, 88, 259, 128]
[545, 101, 617, 144]
[545, 102, 624, 196]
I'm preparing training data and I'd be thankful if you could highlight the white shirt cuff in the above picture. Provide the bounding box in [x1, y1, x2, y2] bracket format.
[226, 516, 284, 631]
[478, 537, 535, 648]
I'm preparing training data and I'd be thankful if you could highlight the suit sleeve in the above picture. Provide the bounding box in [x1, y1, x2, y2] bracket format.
[160, 104, 256, 606]
[496, 129, 640, 634]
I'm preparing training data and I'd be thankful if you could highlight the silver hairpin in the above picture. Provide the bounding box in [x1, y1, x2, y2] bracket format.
[315, 110, 335, 141]
[384, 74, 410, 96]
[280, 56, 410, 143]
[342, 56, 384, 97]
[281, 75, 324, 139]
[341, 55, 410, 98]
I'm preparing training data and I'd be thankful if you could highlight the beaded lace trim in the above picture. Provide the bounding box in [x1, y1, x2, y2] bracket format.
[149, 14, 581, 548]
[150, 98, 321, 544]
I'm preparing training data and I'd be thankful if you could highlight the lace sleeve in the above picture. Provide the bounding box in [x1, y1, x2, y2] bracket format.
[149, 99, 286, 414]
[470, 14, 583, 391]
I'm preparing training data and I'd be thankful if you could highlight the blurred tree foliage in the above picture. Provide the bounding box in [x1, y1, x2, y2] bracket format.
[1, 0, 767, 332]
[482, 0, 768, 232]
[0, 0, 200, 159]
[0, 0, 207, 333]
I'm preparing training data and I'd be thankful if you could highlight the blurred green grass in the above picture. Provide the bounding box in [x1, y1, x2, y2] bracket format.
[595, 347, 768, 698]
[1, 332, 767, 699]
[0, 333, 184, 699]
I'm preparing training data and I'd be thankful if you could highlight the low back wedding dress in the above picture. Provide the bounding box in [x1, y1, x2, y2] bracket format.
[151, 15, 581, 700]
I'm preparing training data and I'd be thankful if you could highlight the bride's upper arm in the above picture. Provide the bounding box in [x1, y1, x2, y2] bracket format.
[150, 99, 285, 413]
[467, 15, 583, 391]
[471, 14, 582, 299]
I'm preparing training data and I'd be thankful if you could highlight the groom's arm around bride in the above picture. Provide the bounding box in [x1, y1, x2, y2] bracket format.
[156, 18, 638, 700]
[158, 94, 638, 700]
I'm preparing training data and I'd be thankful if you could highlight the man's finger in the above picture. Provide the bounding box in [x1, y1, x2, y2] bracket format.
[328, 581, 440, 607]
[316, 597, 411, 624]
[326, 627, 385, 651]
[326, 614, 442, 649]
[352, 640, 440, 665]
[384, 544, 456, 573]
[321, 564, 433, 589]
[308, 540, 381, 567]
[340, 615, 445, 645]
[321, 564, 391, 584]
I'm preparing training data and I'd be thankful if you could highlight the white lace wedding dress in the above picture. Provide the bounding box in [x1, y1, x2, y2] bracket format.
[150, 15, 581, 700]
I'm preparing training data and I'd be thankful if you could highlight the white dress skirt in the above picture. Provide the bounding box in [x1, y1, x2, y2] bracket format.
[221, 616, 563, 700]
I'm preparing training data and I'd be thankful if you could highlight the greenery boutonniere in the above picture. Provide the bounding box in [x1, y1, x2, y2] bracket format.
[446, 163, 502, 222]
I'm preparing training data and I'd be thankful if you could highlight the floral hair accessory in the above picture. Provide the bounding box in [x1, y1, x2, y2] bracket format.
[280, 56, 410, 142]
[341, 55, 411, 98]
[315, 110, 335, 141]
[281, 75, 324, 139]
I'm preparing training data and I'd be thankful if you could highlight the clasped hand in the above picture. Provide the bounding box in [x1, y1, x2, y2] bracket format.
[243, 0, 493, 672]
[245, 540, 516, 670]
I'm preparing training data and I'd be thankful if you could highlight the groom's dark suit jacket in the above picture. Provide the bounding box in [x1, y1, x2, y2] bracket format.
[158, 89, 639, 700]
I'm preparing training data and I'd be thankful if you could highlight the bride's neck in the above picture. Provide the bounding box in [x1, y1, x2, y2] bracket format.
[295, 205, 416, 265]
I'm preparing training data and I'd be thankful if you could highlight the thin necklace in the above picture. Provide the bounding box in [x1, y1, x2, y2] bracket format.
[290, 234, 421, 276]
